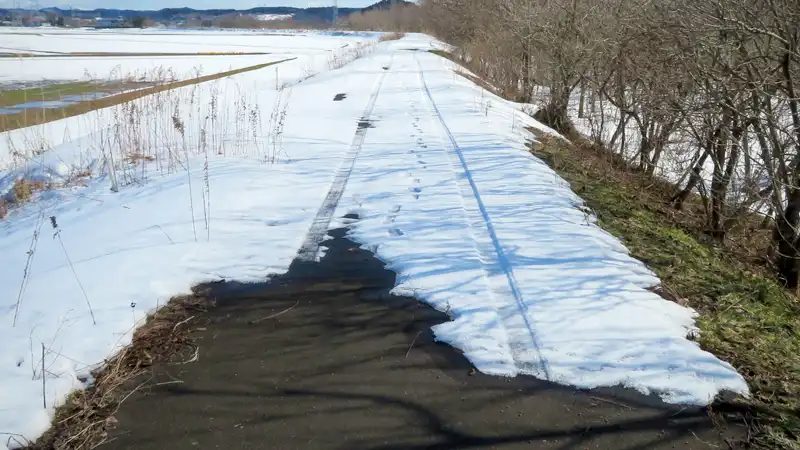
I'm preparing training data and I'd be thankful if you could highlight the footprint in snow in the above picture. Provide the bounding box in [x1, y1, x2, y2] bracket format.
[385, 204, 402, 224]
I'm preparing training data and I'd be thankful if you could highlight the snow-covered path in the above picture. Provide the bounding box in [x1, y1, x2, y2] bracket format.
[0, 33, 748, 447]
[328, 41, 748, 404]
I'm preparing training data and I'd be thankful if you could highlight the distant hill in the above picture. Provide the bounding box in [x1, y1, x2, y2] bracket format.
[0, 1, 413, 24]
[361, 0, 413, 12]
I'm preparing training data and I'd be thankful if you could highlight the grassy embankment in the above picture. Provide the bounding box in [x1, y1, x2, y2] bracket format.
[432, 48, 800, 450]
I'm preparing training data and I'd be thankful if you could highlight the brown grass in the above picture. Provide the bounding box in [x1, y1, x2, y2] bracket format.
[379, 32, 406, 42]
[11, 179, 50, 205]
[1, 178, 52, 219]
[23, 291, 214, 450]
[429, 50, 523, 101]
[125, 153, 156, 164]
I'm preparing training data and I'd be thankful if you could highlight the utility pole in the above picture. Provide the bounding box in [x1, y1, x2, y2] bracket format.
[331, 0, 338, 29]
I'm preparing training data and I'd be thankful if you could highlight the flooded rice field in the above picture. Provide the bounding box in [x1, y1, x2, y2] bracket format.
[0, 80, 152, 115]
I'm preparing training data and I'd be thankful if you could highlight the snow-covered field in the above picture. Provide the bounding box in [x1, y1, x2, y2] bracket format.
[252, 14, 294, 21]
[0, 54, 288, 83]
[0, 28, 377, 82]
[0, 31, 748, 448]
[0, 27, 375, 55]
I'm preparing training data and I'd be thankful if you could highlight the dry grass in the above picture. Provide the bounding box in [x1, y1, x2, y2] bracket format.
[22, 291, 213, 450]
[124, 153, 156, 164]
[379, 32, 406, 42]
[12, 179, 49, 204]
[529, 128, 800, 450]
[326, 42, 376, 71]
[429, 50, 525, 101]
[0, 179, 51, 219]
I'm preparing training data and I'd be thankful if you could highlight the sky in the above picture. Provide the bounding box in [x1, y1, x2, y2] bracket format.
[1, 0, 379, 9]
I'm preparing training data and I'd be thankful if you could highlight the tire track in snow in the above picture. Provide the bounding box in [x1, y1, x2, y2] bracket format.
[413, 54, 551, 380]
[296, 54, 394, 261]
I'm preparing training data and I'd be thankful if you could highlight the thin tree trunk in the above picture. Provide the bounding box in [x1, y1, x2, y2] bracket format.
[521, 45, 531, 102]
[774, 189, 800, 287]
[672, 149, 710, 210]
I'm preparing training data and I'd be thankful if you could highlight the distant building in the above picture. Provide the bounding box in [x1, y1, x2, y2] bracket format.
[21, 16, 44, 27]
[65, 17, 93, 28]
[94, 17, 125, 28]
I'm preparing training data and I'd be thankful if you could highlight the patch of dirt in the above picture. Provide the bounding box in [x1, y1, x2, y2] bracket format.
[22, 294, 212, 450]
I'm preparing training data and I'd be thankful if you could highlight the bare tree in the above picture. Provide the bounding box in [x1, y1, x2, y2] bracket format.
[422, 0, 800, 285]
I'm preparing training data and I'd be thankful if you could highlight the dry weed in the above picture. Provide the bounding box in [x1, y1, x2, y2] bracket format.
[11, 179, 49, 204]
[379, 32, 406, 42]
[24, 293, 211, 450]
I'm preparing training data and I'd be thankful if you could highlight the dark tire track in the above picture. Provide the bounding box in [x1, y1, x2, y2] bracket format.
[296, 54, 394, 262]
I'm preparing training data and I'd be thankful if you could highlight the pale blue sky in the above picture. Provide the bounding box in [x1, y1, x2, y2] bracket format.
[3, 0, 378, 9]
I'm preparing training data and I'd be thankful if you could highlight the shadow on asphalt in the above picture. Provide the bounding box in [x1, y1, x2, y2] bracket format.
[104, 216, 745, 450]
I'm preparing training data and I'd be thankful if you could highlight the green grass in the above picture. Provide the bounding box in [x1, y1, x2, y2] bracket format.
[0, 81, 99, 108]
[529, 132, 800, 449]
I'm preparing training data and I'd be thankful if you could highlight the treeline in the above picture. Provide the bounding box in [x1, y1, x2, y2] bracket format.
[345, 3, 423, 32]
[405, 0, 800, 287]
[179, 14, 327, 30]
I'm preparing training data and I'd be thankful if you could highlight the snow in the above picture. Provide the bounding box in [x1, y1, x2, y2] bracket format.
[0, 27, 374, 55]
[0, 32, 748, 448]
[0, 28, 377, 83]
[0, 54, 288, 83]
[252, 14, 294, 21]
